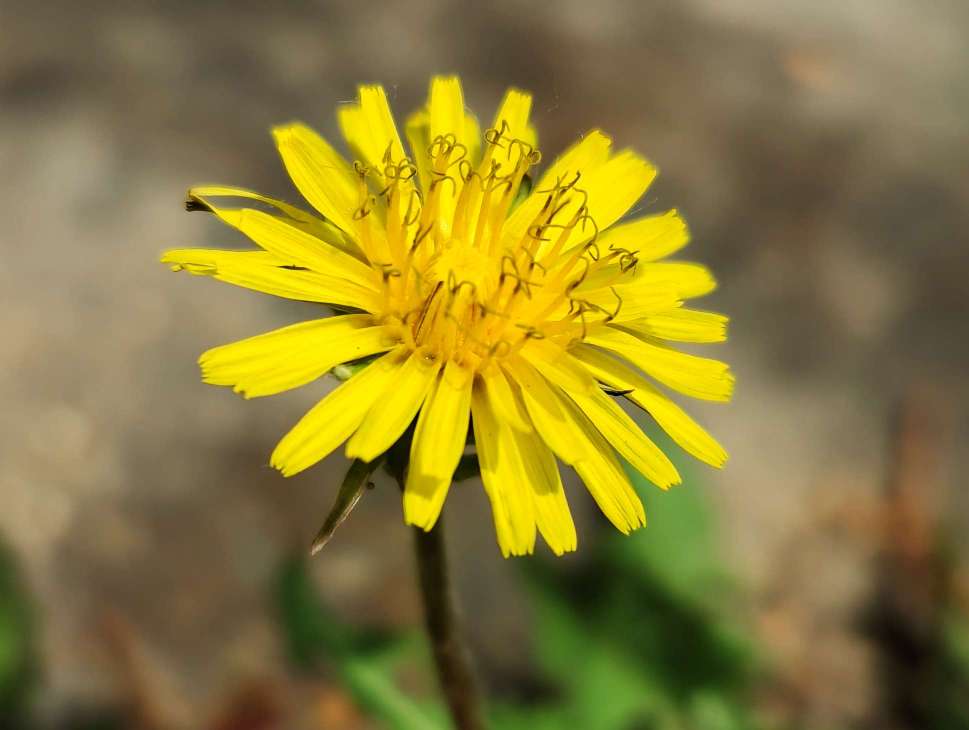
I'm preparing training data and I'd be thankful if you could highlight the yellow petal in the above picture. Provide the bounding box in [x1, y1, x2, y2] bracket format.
[480, 366, 530, 431]
[572, 345, 728, 468]
[187, 185, 359, 259]
[191, 204, 375, 289]
[492, 88, 533, 141]
[510, 417, 577, 555]
[505, 358, 645, 533]
[586, 327, 735, 402]
[345, 350, 441, 463]
[533, 147, 657, 255]
[577, 282, 683, 322]
[573, 464, 646, 535]
[534, 129, 613, 192]
[404, 361, 473, 530]
[597, 209, 689, 263]
[272, 123, 360, 234]
[404, 109, 433, 194]
[428, 76, 474, 228]
[572, 448, 646, 533]
[160, 248, 382, 310]
[508, 143, 656, 264]
[519, 339, 599, 395]
[406, 77, 482, 196]
[338, 85, 407, 177]
[633, 262, 717, 299]
[566, 385, 681, 490]
[502, 130, 612, 249]
[471, 382, 536, 557]
[623, 309, 728, 343]
[503, 360, 590, 465]
[270, 350, 405, 476]
[429, 76, 467, 147]
[462, 111, 482, 168]
[583, 150, 657, 232]
[574, 209, 691, 291]
[555, 393, 647, 533]
[490, 87, 536, 176]
[199, 315, 394, 398]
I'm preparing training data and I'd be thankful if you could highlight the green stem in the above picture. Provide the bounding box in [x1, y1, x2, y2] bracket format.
[413, 519, 486, 730]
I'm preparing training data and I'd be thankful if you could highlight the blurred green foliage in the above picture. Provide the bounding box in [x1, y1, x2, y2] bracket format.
[925, 609, 969, 729]
[498, 488, 757, 728]
[0, 537, 37, 729]
[276, 556, 450, 730]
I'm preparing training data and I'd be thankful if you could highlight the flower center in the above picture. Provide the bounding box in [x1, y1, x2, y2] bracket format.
[354, 130, 635, 372]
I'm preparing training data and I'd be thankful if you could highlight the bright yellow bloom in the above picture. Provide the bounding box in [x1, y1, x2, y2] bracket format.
[162, 76, 733, 557]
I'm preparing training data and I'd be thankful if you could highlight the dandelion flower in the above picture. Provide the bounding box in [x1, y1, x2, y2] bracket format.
[162, 76, 733, 557]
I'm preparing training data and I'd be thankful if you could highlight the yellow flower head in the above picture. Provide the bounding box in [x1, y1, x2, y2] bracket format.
[162, 76, 733, 557]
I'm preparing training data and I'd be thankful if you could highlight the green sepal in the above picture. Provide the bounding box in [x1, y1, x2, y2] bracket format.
[309, 457, 383, 555]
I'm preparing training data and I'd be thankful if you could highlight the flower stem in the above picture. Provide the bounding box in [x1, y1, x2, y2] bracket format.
[413, 518, 486, 730]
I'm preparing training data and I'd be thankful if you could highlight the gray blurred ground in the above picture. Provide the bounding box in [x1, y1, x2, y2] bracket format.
[1, 0, 968, 727]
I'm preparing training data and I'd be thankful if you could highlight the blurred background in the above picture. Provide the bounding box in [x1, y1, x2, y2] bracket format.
[2, 0, 968, 728]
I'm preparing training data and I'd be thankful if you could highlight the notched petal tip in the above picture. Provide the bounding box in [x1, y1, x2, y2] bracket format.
[712, 449, 730, 469]
[431, 73, 461, 85]
[403, 508, 439, 533]
[270, 122, 312, 149]
[269, 452, 304, 479]
[721, 370, 737, 402]
[657, 473, 684, 491]
[343, 442, 381, 465]
[499, 544, 536, 559]
[270, 460, 292, 477]
[622, 147, 659, 176]
[582, 128, 612, 144]
[545, 533, 578, 557]
[357, 82, 386, 95]
[271, 122, 299, 138]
